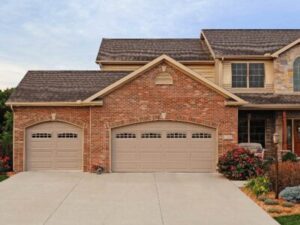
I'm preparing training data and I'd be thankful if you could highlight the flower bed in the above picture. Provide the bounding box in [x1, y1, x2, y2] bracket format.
[242, 187, 300, 217]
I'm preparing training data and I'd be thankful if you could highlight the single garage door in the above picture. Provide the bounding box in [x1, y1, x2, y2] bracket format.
[112, 121, 216, 172]
[26, 122, 82, 171]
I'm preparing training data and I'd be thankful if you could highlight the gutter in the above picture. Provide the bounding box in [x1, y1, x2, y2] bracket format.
[97, 60, 215, 66]
[240, 104, 300, 110]
[215, 55, 274, 60]
[5, 100, 103, 107]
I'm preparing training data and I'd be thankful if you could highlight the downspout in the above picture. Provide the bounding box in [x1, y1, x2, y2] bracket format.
[10, 105, 15, 172]
[220, 57, 224, 86]
[89, 106, 92, 172]
[282, 111, 287, 150]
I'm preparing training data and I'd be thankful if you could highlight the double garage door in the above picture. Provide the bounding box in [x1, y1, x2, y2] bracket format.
[26, 121, 216, 172]
[26, 122, 82, 171]
[112, 121, 216, 172]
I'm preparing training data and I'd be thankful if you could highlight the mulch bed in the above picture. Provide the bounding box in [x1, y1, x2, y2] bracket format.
[241, 187, 300, 217]
[0, 171, 15, 177]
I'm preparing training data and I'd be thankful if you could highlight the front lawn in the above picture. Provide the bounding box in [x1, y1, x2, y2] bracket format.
[0, 174, 8, 182]
[275, 214, 300, 225]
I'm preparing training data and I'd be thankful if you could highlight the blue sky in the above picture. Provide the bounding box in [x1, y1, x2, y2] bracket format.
[1, 0, 300, 89]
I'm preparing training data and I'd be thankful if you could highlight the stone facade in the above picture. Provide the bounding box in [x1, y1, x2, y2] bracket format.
[274, 44, 300, 93]
[13, 62, 238, 172]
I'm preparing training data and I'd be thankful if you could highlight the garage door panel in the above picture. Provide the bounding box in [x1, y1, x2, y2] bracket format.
[27, 161, 53, 170]
[112, 121, 216, 172]
[140, 152, 163, 162]
[54, 162, 81, 170]
[139, 143, 162, 151]
[26, 122, 82, 171]
[113, 162, 139, 171]
[140, 162, 166, 170]
[190, 160, 214, 170]
[191, 152, 214, 160]
[55, 150, 81, 158]
[114, 153, 140, 161]
[28, 151, 53, 159]
[30, 141, 54, 148]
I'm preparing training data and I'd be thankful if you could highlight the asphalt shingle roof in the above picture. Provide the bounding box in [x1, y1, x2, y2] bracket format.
[236, 93, 300, 104]
[8, 71, 129, 102]
[97, 38, 213, 62]
[202, 29, 300, 57]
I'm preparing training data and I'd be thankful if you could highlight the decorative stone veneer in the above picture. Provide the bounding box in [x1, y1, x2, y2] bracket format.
[13, 62, 238, 172]
[274, 44, 300, 93]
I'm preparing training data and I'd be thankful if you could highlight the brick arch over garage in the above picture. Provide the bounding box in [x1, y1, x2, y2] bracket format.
[23, 117, 86, 130]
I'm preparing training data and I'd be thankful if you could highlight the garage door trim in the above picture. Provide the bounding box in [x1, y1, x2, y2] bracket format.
[24, 120, 84, 171]
[109, 120, 218, 172]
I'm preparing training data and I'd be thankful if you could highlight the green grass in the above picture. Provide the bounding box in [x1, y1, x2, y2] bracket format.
[275, 214, 300, 225]
[0, 175, 8, 182]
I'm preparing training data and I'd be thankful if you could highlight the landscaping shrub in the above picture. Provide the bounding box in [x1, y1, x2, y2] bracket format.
[246, 176, 270, 197]
[267, 208, 282, 214]
[282, 151, 298, 162]
[218, 147, 264, 180]
[268, 162, 300, 192]
[264, 198, 279, 205]
[0, 155, 10, 172]
[257, 195, 268, 202]
[281, 202, 295, 208]
[279, 186, 300, 203]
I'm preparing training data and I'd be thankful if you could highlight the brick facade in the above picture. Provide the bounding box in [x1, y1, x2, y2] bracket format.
[13, 62, 238, 172]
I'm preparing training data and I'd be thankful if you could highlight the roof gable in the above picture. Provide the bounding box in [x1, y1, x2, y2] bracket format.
[85, 55, 247, 105]
[202, 29, 300, 57]
[271, 38, 300, 57]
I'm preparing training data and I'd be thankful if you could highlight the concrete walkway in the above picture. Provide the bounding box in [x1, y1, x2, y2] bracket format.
[0, 172, 279, 225]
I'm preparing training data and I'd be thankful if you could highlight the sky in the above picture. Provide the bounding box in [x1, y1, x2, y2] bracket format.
[0, 0, 300, 89]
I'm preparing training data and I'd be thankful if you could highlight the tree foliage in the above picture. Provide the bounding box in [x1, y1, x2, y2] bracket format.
[0, 89, 14, 170]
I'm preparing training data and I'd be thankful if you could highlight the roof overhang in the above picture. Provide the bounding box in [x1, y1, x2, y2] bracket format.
[215, 55, 274, 60]
[271, 38, 300, 57]
[87, 54, 247, 105]
[6, 101, 103, 107]
[97, 60, 215, 66]
[240, 103, 300, 110]
[200, 32, 216, 59]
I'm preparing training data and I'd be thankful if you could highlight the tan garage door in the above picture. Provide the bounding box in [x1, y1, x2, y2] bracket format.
[112, 121, 216, 172]
[26, 122, 82, 171]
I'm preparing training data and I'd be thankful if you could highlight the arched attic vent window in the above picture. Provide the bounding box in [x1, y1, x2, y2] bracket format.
[294, 57, 300, 92]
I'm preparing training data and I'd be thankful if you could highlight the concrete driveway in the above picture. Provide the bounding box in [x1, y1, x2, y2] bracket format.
[0, 172, 278, 225]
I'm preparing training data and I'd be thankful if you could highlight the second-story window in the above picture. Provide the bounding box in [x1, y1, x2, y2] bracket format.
[232, 63, 265, 88]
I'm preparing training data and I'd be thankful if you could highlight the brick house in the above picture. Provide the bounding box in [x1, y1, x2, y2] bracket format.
[7, 29, 300, 173]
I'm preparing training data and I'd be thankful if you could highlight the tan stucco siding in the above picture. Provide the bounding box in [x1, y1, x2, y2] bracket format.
[101, 64, 217, 83]
[221, 60, 274, 93]
[187, 65, 216, 82]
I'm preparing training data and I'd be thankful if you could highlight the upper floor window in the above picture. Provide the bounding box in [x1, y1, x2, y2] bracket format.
[293, 57, 300, 92]
[232, 63, 265, 88]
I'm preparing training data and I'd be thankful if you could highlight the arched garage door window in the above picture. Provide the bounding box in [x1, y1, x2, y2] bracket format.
[294, 57, 300, 92]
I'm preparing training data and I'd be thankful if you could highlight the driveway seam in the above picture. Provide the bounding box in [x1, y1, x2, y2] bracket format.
[153, 173, 165, 225]
[43, 174, 85, 225]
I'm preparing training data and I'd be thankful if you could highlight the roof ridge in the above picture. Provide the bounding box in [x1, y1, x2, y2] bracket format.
[202, 29, 300, 31]
[102, 38, 200, 40]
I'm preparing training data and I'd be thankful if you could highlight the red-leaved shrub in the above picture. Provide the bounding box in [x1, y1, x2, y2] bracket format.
[268, 161, 300, 192]
[0, 155, 10, 172]
[218, 147, 264, 180]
